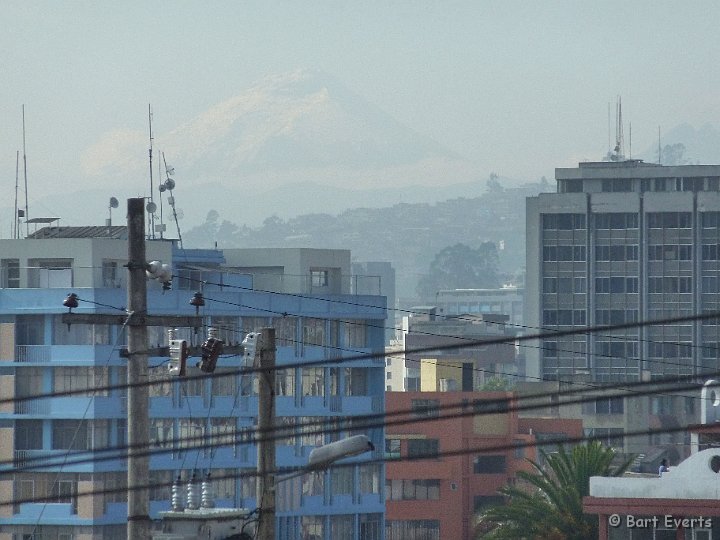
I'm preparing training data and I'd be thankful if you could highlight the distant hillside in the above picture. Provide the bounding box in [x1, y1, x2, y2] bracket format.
[184, 180, 552, 298]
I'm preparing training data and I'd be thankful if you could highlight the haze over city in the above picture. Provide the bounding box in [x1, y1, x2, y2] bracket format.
[1, 1, 720, 229]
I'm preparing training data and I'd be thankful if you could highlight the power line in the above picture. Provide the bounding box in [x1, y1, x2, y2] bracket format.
[8, 309, 720, 406]
[2, 421, 711, 508]
[176, 270, 720, 354]
[4, 376, 715, 474]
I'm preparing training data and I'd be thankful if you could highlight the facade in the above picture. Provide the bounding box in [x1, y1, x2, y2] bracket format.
[524, 160, 720, 454]
[352, 261, 396, 345]
[434, 287, 524, 328]
[583, 448, 720, 539]
[384, 391, 582, 540]
[404, 311, 517, 392]
[0, 232, 386, 540]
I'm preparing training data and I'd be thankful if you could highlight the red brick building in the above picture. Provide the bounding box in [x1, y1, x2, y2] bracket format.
[385, 391, 583, 540]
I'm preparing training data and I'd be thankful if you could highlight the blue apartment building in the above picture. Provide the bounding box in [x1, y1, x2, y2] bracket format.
[0, 226, 386, 540]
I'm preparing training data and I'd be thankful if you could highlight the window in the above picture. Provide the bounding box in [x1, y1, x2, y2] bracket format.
[542, 245, 586, 262]
[474, 455, 507, 474]
[601, 179, 632, 192]
[344, 367, 367, 396]
[411, 399, 439, 418]
[542, 214, 586, 230]
[275, 368, 295, 397]
[1, 258, 19, 288]
[386, 479, 440, 500]
[594, 213, 638, 229]
[647, 212, 692, 229]
[386, 520, 440, 540]
[102, 260, 119, 287]
[385, 438, 401, 459]
[302, 367, 325, 396]
[595, 277, 638, 293]
[302, 317, 325, 346]
[648, 244, 692, 261]
[331, 516, 354, 539]
[702, 212, 720, 228]
[583, 397, 624, 414]
[359, 464, 381, 493]
[54, 367, 109, 396]
[273, 316, 297, 347]
[473, 398, 510, 414]
[359, 514, 382, 540]
[595, 245, 638, 261]
[15, 420, 43, 450]
[703, 244, 720, 261]
[595, 309, 638, 325]
[331, 466, 354, 495]
[310, 269, 329, 287]
[344, 320, 367, 347]
[648, 277, 693, 293]
[407, 439, 439, 458]
[648, 342, 692, 358]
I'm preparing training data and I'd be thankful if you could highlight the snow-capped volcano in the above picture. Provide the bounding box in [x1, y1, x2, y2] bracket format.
[82, 69, 473, 191]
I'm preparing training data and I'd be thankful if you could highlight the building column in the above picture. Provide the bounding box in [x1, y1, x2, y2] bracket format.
[598, 513, 608, 539]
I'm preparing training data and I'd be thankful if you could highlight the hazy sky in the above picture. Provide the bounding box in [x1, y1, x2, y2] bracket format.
[1, 1, 719, 211]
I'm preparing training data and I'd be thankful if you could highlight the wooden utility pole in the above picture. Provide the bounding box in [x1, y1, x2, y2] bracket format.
[256, 327, 276, 540]
[62, 198, 203, 540]
[126, 197, 151, 539]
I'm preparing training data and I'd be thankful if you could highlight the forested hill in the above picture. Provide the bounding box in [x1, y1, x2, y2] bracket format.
[184, 180, 553, 298]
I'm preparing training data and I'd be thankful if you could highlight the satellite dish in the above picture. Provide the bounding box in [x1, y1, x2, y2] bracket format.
[146, 202, 157, 214]
[109, 197, 119, 209]
[166, 165, 175, 176]
[164, 178, 176, 191]
[159, 184, 167, 193]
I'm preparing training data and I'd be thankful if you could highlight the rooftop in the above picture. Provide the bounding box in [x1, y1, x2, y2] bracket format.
[26, 226, 129, 240]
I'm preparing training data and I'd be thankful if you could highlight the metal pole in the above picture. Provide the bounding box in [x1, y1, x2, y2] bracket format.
[127, 198, 151, 539]
[256, 327, 276, 540]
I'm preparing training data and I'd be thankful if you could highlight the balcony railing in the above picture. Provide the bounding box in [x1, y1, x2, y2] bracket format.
[15, 345, 51, 363]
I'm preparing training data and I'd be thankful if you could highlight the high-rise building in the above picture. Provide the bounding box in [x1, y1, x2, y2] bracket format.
[0, 228, 386, 540]
[526, 160, 720, 384]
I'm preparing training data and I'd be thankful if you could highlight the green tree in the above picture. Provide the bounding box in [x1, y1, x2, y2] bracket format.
[416, 242, 499, 298]
[476, 441, 634, 539]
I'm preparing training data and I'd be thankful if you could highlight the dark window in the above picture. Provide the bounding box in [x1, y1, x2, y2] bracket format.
[386, 520, 440, 540]
[386, 479, 440, 501]
[648, 244, 692, 261]
[474, 455, 507, 474]
[411, 399, 439, 418]
[473, 398, 510, 414]
[703, 244, 719, 261]
[595, 213, 638, 229]
[543, 214, 586, 230]
[647, 212, 692, 229]
[407, 439, 439, 458]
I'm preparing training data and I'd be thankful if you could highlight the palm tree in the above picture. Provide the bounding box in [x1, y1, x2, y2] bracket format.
[476, 441, 635, 540]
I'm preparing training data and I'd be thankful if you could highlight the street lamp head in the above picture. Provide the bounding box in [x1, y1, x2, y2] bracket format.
[307, 435, 375, 470]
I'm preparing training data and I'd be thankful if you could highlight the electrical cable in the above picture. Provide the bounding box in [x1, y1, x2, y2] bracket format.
[3, 420, 714, 508]
[4, 375, 716, 474]
[6, 309, 720, 406]
[177, 270, 720, 355]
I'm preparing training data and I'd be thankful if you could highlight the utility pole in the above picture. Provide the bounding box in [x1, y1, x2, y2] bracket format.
[62, 198, 203, 540]
[127, 197, 151, 539]
[256, 327, 276, 540]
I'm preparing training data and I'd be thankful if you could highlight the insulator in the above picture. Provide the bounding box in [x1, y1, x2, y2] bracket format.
[171, 474, 184, 511]
[201, 471, 215, 508]
[186, 471, 200, 510]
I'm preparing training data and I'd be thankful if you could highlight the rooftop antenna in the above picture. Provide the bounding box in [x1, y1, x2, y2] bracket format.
[613, 96, 625, 161]
[658, 126, 662, 164]
[148, 104, 156, 239]
[629, 122, 632, 159]
[13, 150, 19, 239]
[161, 152, 183, 249]
[22, 105, 29, 237]
[108, 197, 119, 233]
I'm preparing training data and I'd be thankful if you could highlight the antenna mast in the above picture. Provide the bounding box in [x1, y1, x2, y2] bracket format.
[148, 104, 156, 239]
[22, 105, 29, 237]
[13, 151, 19, 239]
[658, 126, 662, 164]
